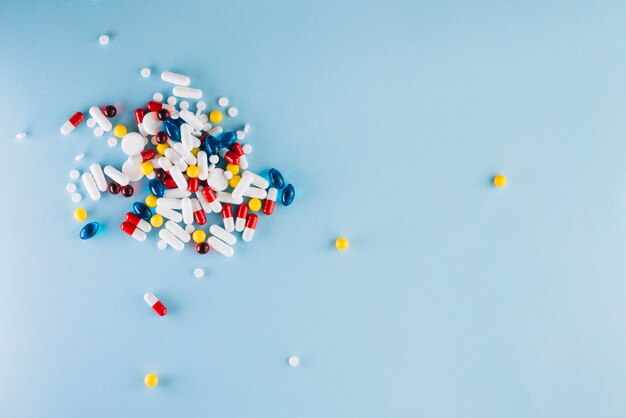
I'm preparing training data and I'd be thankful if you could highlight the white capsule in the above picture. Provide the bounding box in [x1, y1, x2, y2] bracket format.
[169, 166, 188, 190]
[165, 220, 191, 243]
[209, 224, 236, 245]
[208, 236, 234, 257]
[74, 153, 85, 161]
[156, 206, 183, 223]
[196, 188, 213, 213]
[197, 151, 209, 181]
[88, 106, 112, 132]
[157, 157, 173, 171]
[103, 165, 129, 186]
[172, 142, 197, 166]
[238, 154, 249, 170]
[163, 188, 191, 199]
[217, 191, 244, 205]
[89, 163, 107, 192]
[179, 109, 204, 131]
[156, 198, 182, 210]
[231, 171, 254, 200]
[161, 71, 191, 86]
[246, 171, 269, 189]
[181, 123, 194, 152]
[164, 148, 187, 171]
[173, 86, 202, 99]
[124, 225, 147, 241]
[227, 107, 238, 117]
[181, 197, 194, 225]
[242, 186, 268, 199]
[243, 123, 251, 134]
[159, 228, 184, 251]
[81, 173, 101, 201]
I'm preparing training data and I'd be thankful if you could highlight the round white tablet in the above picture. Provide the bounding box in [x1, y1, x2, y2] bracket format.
[196, 101, 206, 111]
[218, 97, 229, 107]
[227, 107, 238, 117]
[141, 112, 163, 135]
[236, 130, 245, 140]
[69, 169, 80, 180]
[140, 67, 151, 78]
[99, 34, 109, 45]
[185, 225, 195, 234]
[179, 101, 189, 110]
[122, 160, 143, 182]
[71, 193, 82, 203]
[121, 132, 145, 156]
[194, 268, 205, 278]
[66, 183, 76, 193]
[153, 92, 163, 102]
[157, 240, 167, 250]
[94, 127, 104, 137]
[167, 96, 177, 105]
[242, 144, 252, 154]
[288, 356, 300, 367]
[208, 154, 219, 165]
[86, 118, 96, 128]
[107, 137, 118, 147]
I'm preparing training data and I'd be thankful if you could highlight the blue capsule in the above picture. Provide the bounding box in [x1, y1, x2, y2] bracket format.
[281, 184, 295, 206]
[205, 135, 221, 155]
[149, 178, 165, 198]
[133, 202, 152, 221]
[164, 118, 181, 142]
[268, 168, 285, 189]
[80, 222, 100, 240]
[219, 131, 238, 149]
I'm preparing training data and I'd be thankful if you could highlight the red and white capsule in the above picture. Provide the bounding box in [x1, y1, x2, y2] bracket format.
[135, 108, 148, 136]
[242, 214, 258, 242]
[129, 149, 156, 164]
[144, 292, 167, 316]
[201, 187, 223, 212]
[222, 204, 234, 232]
[60, 112, 84, 135]
[191, 198, 206, 225]
[235, 204, 248, 232]
[120, 221, 147, 242]
[125, 212, 152, 232]
[263, 187, 278, 215]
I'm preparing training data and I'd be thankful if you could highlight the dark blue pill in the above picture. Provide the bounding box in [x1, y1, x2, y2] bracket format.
[164, 118, 181, 141]
[205, 135, 221, 155]
[219, 131, 237, 149]
[281, 184, 295, 206]
[268, 168, 285, 189]
[133, 202, 152, 221]
[80, 222, 99, 240]
[149, 178, 165, 198]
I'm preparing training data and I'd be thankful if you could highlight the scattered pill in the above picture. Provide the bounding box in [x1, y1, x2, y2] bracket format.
[282, 184, 295, 206]
[335, 237, 349, 250]
[156, 240, 167, 250]
[288, 356, 300, 367]
[86, 118, 96, 128]
[107, 137, 118, 147]
[144, 373, 158, 387]
[113, 124, 127, 138]
[74, 208, 87, 221]
[66, 183, 77, 193]
[140, 67, 152, 78]
[193, 267, 204, 278]
[218, 97, 229, 107]
[144, 292, 167, 316]
[493, 174, 507, 188]
[209, 110, 223, 124]
[79, 222, 99, 239]
[99, 34, 109, 45]
[74, 153, 85, 161]
[227, 107, 238, 117]
[60, 112, 84, 135]
[69, 169, 80, 180]
[153, 92, 164, 102]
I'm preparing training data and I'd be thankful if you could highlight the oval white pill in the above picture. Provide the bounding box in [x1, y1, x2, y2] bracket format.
[121, 132, 145, 156]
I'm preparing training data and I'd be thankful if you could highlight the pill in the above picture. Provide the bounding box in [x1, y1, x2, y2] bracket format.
[493, 174, 507, 188]
[74, 208, 87, 221]
[263, 188, 278, 215]
[221, 204, 234, 232]
[193, 267, 205, 278]
[227, 107, 238, 117]
[120, 221, 147, 241]
[231, 171, 254, 200]
[210, 224, 236, 245]
[89, 106, 112, 132]
[86, 118, 96, 128]
[144, 292, 167, 316]
[103, 165, 129, 186]
[187, 177, 199, 193]
[181, 123, 194, 151]
[69, 169, 80, 180]
[196, 241, 210, 254]
[185, 224, 195, 234]
[248, 198, 262, 212]
[156, 206, 183, 223]
[169, 166, 188, 190]
[191, 198, 206, 225]
[173, 86, 202, 99]
[121, 185, 134, 197]
[246, 171, 269, 189]
[163, 188, 191, 199]
[108, 182, 121, 194]
[15, 132, 27, 140]
[140, 67, 151, 78]
[141, 112, 163, 136]
[242, 214, 258, 242]
[60, 112, 84, 135]
[179, 109, 204, 131]
[282, 184, 295, 206]
[181, 197, 193, 225]
[201, 187, 223, 212]
[335, 237, 349, 250]
[159, 228, 184, 251]
[81, 173, 101, 201]
[66, 183, 77, 193]
[99, 34, 109, 45]
[209, 110, 223, 124]
[121, 132, 145, 156]
[195, 188, 212, 213]
[243, 187, 268, 200]
[133, 202, 152, 221]
[107, 137, 118, 147]
[197, 151, 209, 180]
[157, 240, 167, 250]
[89, 163, 108, 192]
[161, 71, 191, 86]
[75, 153, 85, 161]
[79, 222, 99, 240]
[288, 356, 300, 367]
[71, 192, 82, 203]
[113, 124, 127, 138]
[235, 204, 248, 232]
[149, 179, 165, 198]
[192, 229, 206, 243]
[144, 373, 159, 387]
[218, 97, 229, 107]
[165, 220, 191, 243]
[207, 236, 234, 257]
[268, 168, 285, 189]
[122, 160, 143, 182]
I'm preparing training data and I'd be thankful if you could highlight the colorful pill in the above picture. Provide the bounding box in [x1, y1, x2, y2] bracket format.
[242, 214, 258, 242]
[144, 292, 167, 316]
[282, 184, 295, 206]
[191, 198, 206, 225]
[235, 204, 248, 232]
[201, 187, 223, 212]
[79, 222, 99, 240]
[120, 221, 147, 241]
[133, 202, 152, 221]
[149, 178, 165, 197]
[60, 112, 84, 135]
[268, 168, 285, 189]
[222, 204, 234, 232]
[263, 187, 278, 215]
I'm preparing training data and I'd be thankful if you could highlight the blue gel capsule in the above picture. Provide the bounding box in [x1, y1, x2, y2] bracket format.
[80, 222, 99, 240]
[219, 131, 237, 149]
[268, 168, 285, 189]
[133, 202, 152, 221]
[205, 135, 221, 155]
[281, 184, 295, 206]
[164, 118, 181, 142]
[149, 178, 165, 198]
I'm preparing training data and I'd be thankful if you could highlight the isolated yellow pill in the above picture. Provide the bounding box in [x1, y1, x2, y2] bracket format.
[144, 373, 158, 387]
[335, 237, 349, 250]
[493, 174, 507, 188]
[192, 230, 206, 243]
[73, 208, 87, 221]
[113, 124, 127, 138]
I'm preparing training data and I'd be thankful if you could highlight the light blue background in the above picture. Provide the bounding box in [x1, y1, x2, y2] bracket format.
[1, 0, 626, 416]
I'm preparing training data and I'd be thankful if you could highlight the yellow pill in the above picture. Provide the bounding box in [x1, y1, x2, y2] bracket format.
[229, 175, 241, 188]
[145, 195, 157, 208]
[113, 124, 127, 138]
[226, 164, 239, 175]
[156, 143, 169, 155]
[186, 165, 200, 178]
[248, 198, 262, 212]
[191, 148, 199, 156]
[493, 174, 507, 188]
[192, 230, 206, 243]
[73, 208, 87, 221]
[140, 162, 154, 176]
[335, 237, 349, 251]
[150, 214, 164, 228]
[209, 110, 223, 124]
[144, 373, 158, 387]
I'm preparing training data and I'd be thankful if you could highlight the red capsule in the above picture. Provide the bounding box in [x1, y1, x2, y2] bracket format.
[235, 203, 248, 232]
[144, 292, 167, 316]
[163, 176, 177, 189]
[192, 199, 206, 225]
[120, 221, 147, 241]
[202, 187, 218, 203]
[147, 101, 164, 111]
[138, 149, 156, 162]
[230, 142, 244, 156]
[135, 108, 146, 124]
[222, 204, 234, 232]
[223, 150, 240, 165]
[187, 177, 199, 193]
[263, 187, 278, 215]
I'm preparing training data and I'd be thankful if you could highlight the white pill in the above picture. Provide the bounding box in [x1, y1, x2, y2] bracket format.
[16, 132, 26, 140]
[197, 151, 209, 181]
[195, 188, 213, 213]
[81, 173, 101, 201]
[173, 86, 202, 99]
[141, 112, 163, 136]
[209, 224, 236, 245]
[66, 183, 76, 193]
[86, 118, 96, 128]
[246, 171, 269, 189]
[122, 160, 143, 182]
[179, 109, 204, 131]
[179, 101, 189, 110]
[288, 356, 300, 367]
[121, 132, 145, 156]
[181, 123, 194, 152]
[208, 154, 219, 165]
[71, 192, 82, 203]
[242, 144, 252, 154]
[169, 166, 188, 190]
[181, 197, 194, 225]
[167, 96, 177, 105]
[243, 123, 250, 134]
[231, 171, 254, 200]
[157, 240, 167, 250]
[89, 106, 112, 132]
[89, 163, 108, 192]
[107, 137, 118, 147]
[185, 224, 195, 234]
[207, 168, 229, 192]
[156, 206, 183, 223]
[218, 97, 229, 107]
[163, 188, 191, 199]
[156, 198, 182, 210]
[161, 71, 191, 86]
[69, 169, 80, 180]
[193, 268, 204, 278]
[140, 67, 151, 78]
[242, 186, 268, 199]
[208, 126, 222, 137]
[94, 127, 104, 137]
[159, 229, 184, 251]
[151, 92, 163, 102]
[207, 236, 234, 257]
[196, 101, 206, 111]
[236, 130, 245, 140]
[74, 153, 85, 161]
[199, 114, 209, 123]
[99, 34, 109, 45]
[165, 220, 191, 243]
[227, 107, 238, 117]
[223, 170, 233, 180]
[103, 165, 129, 186]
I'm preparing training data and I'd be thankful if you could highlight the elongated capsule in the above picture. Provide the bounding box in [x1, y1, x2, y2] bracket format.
[125, 212, 151, 233]
[103, 165, 129, 186]
[156, 197, 182, 210]
[181, 197, 194, 225]
[268, 168, 285, 189]
[144, 292, 167, 316]
[222, 204, 234, 232]
[181, 123, 194, 151]
[163, 176, 177, 189]
[89, 106, 112, 131]
[156, 206, 183, 223]
[247, 171, 269, 189]
[149, 178, 165, 197]
[201, 187, 223, 212]
[159, 228, 184, 251]
[187, 177, 199, 193]
[173, 86, 202, 99]
[133, 202, 152, 221]
[163, 188, 190, 198]
[263, 187, 278, 215]
[60, 112, 84, 135]
[81, 172, 101, 201]
[80, 222, 99, 240]
[191, 198, 206, 225]
[217, 191, 243, 205]
[135, 108, 148, 136]
[161, 71, 191, 86]
[282, 184, 295, 206]
[207, 236, 234, 257]
[120, 221, 147, 241]
[147, 101, 174, 112]
[90, 163, 108, 192]
[242, 214, 258, 242]
[169, 166, 188, 190]
[242, 186, 268, 199]
[235, 204, 248, 232]
[210, 224, 236, 245]
[231, 171, 254, 200]
[179, 109, 204, 131]
[165, 220, 191, 242]
[129, 149, 156, 164]
[197, 151, 209, 180]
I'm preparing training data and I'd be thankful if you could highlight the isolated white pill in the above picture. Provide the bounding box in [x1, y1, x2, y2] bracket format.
[288, 356, 300, 367]
[107, 137, 118, 147]
[157, 240, 167, 250]
[173, 86, 202, 99]
[194, 268, 204, 278]
[140, 67, 151, 78]
[218, 97, 229, 107]
[69, 169, 80, 180]
[74, 153, 85, 161]
[153, 92, 163, 102]
[227, 107, 238, 117]
[99, 34, 109, 45]
[71, 192, 82, 203]
[161, 71, 191, 86]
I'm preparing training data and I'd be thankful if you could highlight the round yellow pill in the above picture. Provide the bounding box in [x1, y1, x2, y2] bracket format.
[145, 195, 157, 208]
[229, 175, 241, 188]
[186, 165, 200, 178]
[335, 237, 349, 251]
[140, 162, 154, 176]
[73, 208, 87, 221]
[144, 373, 158, 387]
[493, 174, 507, 188]
[209, 110, 223, 124]
[192, 230, 206, 243]
[156, 143, 169, 155]
[113, 124, 127, 138]
[226, 164, 240, 175]
[150, 214, 164, 228]
[248, 198, 262, 212]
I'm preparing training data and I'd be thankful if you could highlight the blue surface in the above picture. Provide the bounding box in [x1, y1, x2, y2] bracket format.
[2, 0, 626, 416]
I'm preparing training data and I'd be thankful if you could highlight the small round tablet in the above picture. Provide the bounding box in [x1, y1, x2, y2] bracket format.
[107, 137, 118, 147]
[157, 240, 167, 250]
[194, 268, 205, 278]
[66, 183, 77, 193]
[86, 118, 96, 128]
[140, 67, 151, 78]
[209, 154, 219, 164]
[99, 34, 109, 45]
[167, 96, 177, 105]
[15, 132, 26, 140]
[227, 107, 238, 117]
[242, 144, 252, 154]
[69, 169, 80, 180]
[196, 101, 206, 111]
[179, 101, 189, 110]
[218, 97, 229, 107]
[153, 92, 163, 102]
[198, 114, 209, 123]
[71, 192, 82, 203]
[236, 130, 245, 140]
[94, 127, 104, 137]
[288, 356, 300, 367]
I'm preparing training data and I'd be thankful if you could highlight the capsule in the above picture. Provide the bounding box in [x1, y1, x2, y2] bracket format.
[181, 197, 194, 225]
[223, 150, 240, 165]
[169, 166, 188, 190]
[201, 187, 223, 212]
[133, 202, 152, 221]
[222, 204, 234, 232]
[89, 106, 112, 131]
[129, 149, 156, 164]
[164, 118, 181, 141]
[60, 112, 84, 135]
[191, 198, 206, 225]
[120, 221, 147, 241]
[149, 178, 165, 197]
[163, 176, 177, 189]
[144, 292, 167, 316]
[125, 212, 152, 233]
[230, 142, 244, 157]
[219, 131, 238, 149]
[187, 177, 199, 193]
[235, 204, 248, 232]
[282, 184, 295, 206]
[268, 168, 285, 189]
[242, 214, 258, 242]
[79, 222, 99, 240]
[263, 187, 278, 215]
[147, 101, 167, 111]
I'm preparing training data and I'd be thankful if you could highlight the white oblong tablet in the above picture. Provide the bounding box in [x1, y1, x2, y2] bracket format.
[122, 160, 143, 182]
[173, 86, 202, 99]
[242, 186, 268, 199]
[89, 106, 112, 131]
[231, 171, 254, 200]
[197, 151, 209, 181]
[216, 191, 243, 205]
[169, 166, 188, 190]
[208, 236, 234, 257]
[141, 111, 163, 135]
[156, 198, 182, 210]
[181, 123, 194, 152]
[89, 163, 107, 192]
[209, 224, 236, 245]
[103, 165, 129, 186]
[165, 220, 191, 243]
[121, 132, 146, 156]
[181, 197, 194, 225]
[163, 188, 191, 199]
[156, 207, 183, 223]
[247, 171, 269, 189]
[179, 109, 204, 131]
[161, 71, 191, 86]
[81, 172, 101, 201]
[159, 229, 184, 251]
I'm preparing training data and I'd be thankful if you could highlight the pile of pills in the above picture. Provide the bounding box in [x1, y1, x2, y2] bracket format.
[62, 70, 295, 257]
